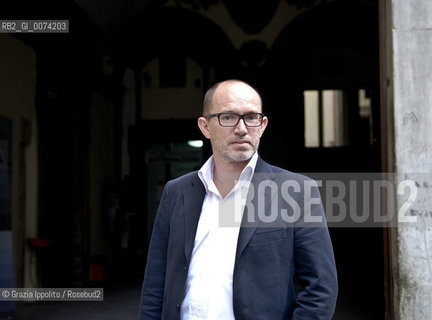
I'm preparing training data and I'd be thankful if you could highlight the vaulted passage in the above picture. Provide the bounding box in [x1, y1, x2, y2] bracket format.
[2, 0, 388, 319]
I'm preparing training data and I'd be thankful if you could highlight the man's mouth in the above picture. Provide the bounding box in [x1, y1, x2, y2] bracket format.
[231, 140, 251, 147]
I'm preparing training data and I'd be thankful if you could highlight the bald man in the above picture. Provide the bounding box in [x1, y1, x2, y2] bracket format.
[139, 80, 338, 320]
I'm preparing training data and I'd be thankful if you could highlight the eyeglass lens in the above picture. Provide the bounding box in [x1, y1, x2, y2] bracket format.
[219, 113, 262, 127]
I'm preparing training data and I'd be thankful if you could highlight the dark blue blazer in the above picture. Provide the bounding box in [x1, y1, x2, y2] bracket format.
[139, 158, 338, 320]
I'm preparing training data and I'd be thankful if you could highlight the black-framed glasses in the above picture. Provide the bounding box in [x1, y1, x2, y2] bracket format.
[205, 112, 264, 127]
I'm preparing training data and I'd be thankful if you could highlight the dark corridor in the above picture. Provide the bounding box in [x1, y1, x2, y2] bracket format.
[2, 0, 384, 319]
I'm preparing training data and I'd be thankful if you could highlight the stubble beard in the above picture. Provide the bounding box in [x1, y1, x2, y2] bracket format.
[218, 140, 258, 164]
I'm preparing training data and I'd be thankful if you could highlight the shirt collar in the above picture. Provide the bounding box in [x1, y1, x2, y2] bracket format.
[198, 152, 259, 194]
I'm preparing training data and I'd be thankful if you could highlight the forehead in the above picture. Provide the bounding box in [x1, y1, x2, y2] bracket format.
[211, 82, 262, 113]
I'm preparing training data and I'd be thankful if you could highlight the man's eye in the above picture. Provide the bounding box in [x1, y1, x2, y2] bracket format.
[245, 114, 258, 121]
[221, 114, 235, 121]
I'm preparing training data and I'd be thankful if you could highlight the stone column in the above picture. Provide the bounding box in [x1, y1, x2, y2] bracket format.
[390, 0, 432, 319]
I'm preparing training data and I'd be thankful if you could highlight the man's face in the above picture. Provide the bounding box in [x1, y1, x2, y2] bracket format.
[198, 82, 268, 164]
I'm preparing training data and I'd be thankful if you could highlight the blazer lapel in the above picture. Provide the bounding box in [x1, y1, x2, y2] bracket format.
[235, 158, 275, 262]
[184, 174, 206, 266]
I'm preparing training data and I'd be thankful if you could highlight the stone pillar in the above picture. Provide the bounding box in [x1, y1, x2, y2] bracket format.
[390, 0, 432, 319]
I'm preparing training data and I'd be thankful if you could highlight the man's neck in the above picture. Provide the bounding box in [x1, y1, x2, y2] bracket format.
[212, 157, 248, 199]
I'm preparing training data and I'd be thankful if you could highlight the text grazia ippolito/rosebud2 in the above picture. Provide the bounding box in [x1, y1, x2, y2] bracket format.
[0, 288, 104, 301]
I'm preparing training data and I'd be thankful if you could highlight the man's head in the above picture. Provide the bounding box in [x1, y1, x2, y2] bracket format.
[198, 80, 268, 165]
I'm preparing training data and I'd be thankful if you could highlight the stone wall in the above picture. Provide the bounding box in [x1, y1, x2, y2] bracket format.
[391, 0, 432, 319]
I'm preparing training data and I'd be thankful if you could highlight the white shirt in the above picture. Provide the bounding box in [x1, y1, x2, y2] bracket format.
[180, 153, 258, 320]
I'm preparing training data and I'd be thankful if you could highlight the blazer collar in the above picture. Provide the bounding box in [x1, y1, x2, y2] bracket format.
[183, 173, 206, 266]
[235, 157, 276, 262]
[182, 157, 276, 266]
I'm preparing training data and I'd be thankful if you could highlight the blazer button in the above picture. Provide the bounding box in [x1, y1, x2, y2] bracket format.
[176, 304, 180, 310]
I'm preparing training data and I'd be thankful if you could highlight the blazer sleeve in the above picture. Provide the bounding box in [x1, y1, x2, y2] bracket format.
[292, 180, 338, 320]
[139, 182, 171, 320]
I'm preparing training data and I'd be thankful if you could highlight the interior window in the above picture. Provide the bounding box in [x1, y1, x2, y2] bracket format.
[304, 89, 372, 148]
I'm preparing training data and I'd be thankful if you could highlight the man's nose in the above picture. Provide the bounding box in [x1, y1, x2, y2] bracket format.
[234, 118, 248, 134]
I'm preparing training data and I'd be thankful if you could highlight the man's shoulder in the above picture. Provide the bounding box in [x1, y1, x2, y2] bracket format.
[165, 170, 201, 190]
[259, 159, 315, 184]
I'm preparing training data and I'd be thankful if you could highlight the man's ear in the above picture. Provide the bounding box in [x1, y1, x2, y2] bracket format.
[259, 116, 268, 137]
[198, 117, 211, 139]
